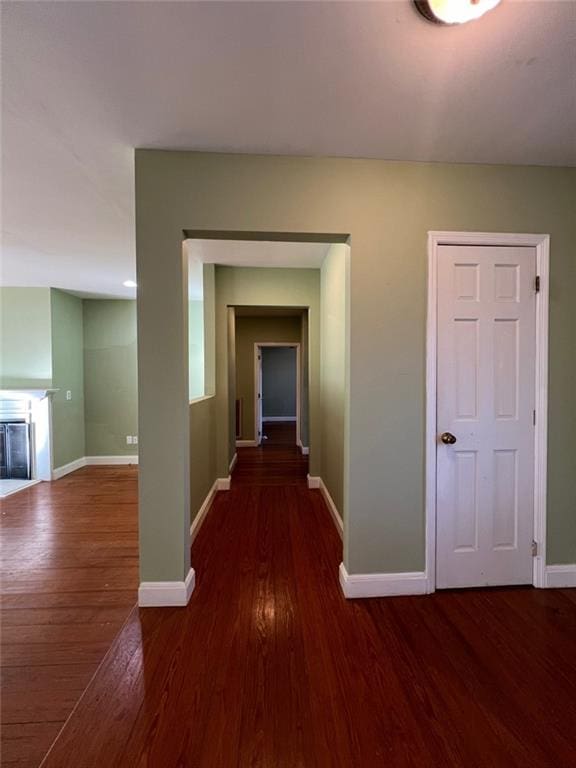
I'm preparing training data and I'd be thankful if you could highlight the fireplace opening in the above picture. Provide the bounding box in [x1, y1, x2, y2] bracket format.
[1, 390, 53, 494]
[0, 422, 32, 480]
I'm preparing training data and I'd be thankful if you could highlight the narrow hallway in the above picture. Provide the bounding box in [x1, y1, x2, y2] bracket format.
[41, 449, 576, 768]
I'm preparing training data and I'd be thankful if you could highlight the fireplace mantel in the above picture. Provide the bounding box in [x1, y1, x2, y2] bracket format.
[0, 389, 59, 400]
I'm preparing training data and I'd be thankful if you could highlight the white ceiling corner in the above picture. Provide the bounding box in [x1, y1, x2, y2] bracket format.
[1, 1, 574, 298]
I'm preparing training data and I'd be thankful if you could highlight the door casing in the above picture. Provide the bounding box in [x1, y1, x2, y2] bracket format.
[425, 232, 550, 592]
[254, 342, 301, 447]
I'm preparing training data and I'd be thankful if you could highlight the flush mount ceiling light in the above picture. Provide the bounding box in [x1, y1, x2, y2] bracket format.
[415, 0, 502, 24]
[123, 280, 137, 288]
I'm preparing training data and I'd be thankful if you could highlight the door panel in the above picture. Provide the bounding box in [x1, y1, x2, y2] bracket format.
[493, 319, 518, 419]
[453, 451, 478, 551]
[436, 245, 536, 588]
[454, 319, 479, 419]
[492, 449, 518, 549]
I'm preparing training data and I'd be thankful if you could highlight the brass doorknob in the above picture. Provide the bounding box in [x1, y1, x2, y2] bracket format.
[440, 432, 457, 445]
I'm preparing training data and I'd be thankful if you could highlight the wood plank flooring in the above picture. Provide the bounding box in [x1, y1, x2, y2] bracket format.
[261, 420, 298, 446]
[235, 422, 307, 487]
[36, 447, 576, 768]
[0, 466, 138, 768]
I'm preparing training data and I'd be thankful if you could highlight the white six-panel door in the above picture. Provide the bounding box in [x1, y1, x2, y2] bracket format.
[436, 245, 536, 588]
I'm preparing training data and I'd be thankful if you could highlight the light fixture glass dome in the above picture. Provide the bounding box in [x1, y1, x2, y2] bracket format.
[415, 0, 502, 25]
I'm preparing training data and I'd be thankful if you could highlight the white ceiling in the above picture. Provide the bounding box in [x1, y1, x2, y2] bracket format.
[186, 239, 331, 300]
[187, 239, 330, 269]
[2, 1, 575, 298]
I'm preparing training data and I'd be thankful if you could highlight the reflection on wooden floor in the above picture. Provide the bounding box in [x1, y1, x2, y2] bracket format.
[235, 421, 307, 487]
[261, 420, 297, 446]
[0, 466, 138, 768]
[37, 449, 576, 768]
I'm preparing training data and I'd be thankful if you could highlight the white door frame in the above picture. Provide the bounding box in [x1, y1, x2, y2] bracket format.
[254, 342, 301, 447]
[425, 231, 550, 592]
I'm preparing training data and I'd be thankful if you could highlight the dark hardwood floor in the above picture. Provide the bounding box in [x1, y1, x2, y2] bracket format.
[0, 466, 138, 768]
[35, 448, 576, 768]
[235, 422, 306, 487]
[261, 420, 298, 447]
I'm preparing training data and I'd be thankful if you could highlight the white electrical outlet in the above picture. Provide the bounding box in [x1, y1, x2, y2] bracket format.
[66, 390, 72, 400]
[132, 436, 138, 445]
[126, 436, 133, 445]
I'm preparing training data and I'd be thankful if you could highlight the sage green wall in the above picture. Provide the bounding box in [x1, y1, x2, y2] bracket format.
[203, 265, 216, 396]
[83, 300, 138, 457]
[51, 290, 85, 468]
[190, 396, 217, 524]
[135, 151, 576, 584]
[0, 287, 86, 469]
[0, 287, 52, 388]
[217, 266, 320, 478]
[189, 300, 204, 399]
[320, 244, 349, 519]
[235, 315, 302, 441]
[189, 266, 218, 523]
[0, 290, 139, 468]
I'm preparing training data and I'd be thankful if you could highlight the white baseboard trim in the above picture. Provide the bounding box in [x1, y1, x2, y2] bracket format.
[318, 478, 343, 538]
[229, 453, 237, 473]
[339, 563, 428, 599]
[306, 475, 343, 538]
[86, 455, 139, 465]
[236, 439, 257, 447]
[545, 564, 576, 588]
[262, 417, 297, 422]
[52, 455, 139, 480]
[138, 567, 195, 607]
[216, 476, 231, 491]
[52, 457, 87, 480]
[190, 481, 218, 542]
